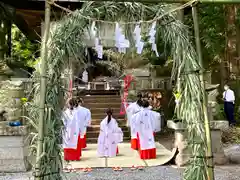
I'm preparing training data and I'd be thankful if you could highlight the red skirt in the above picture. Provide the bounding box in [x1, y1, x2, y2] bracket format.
[80, 134, 87, 148]
[131, 138, 139, 150]
[137, 133, 156, 160]
[116, 146, 119, 155]
[64, 135, 82, 161]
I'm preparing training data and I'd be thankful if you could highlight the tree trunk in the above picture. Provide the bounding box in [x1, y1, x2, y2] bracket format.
[224, 5, 238, 77]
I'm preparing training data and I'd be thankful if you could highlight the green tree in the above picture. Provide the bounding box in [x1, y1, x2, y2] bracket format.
[8, 25, 39, 70]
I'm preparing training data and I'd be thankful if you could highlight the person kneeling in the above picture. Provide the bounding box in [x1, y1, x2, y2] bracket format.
[97, 108, 123, 157]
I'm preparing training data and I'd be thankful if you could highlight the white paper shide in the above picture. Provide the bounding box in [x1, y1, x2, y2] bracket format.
[115, 23, 130, 53]
[148, 21, 159, 57]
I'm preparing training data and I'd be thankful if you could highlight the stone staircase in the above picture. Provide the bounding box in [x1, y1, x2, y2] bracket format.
[81, 93, 130, 143]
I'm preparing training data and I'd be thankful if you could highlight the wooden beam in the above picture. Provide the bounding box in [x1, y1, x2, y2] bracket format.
[31, 0, 240, 3]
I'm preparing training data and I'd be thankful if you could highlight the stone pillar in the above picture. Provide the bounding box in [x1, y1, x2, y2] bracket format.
[174, 129, 190, 166]
[167, 120, 191, 166]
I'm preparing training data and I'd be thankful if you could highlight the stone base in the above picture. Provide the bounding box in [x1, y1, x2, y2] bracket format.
[167, 120, 229, 166]
[224, 144, 240, 164]
[0, 136, 31, 172]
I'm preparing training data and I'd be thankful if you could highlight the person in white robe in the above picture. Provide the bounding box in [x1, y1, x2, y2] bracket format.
[126, 93, 143, 150]
[62, 99, 82, 161]
[131, 100, 157, 159]
[74, 97, 92, 148]
[97, 108, 123, 157]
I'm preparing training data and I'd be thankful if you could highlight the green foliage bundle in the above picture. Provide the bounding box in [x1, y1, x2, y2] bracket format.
[28, 2, 209, 179]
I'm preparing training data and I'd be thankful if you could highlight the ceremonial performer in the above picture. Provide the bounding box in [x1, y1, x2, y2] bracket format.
[62, 99, 82, 161]
[126, 92, 143, 150]
[131, 100, 157, 159]
[75, 97, 92, 148]
[97, 108, 123, 157]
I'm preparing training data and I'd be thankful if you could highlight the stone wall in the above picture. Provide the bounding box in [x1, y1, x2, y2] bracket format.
[0, 80, 24, 122]
[0, 80, 31, 172]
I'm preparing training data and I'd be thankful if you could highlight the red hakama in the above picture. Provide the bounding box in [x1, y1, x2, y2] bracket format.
[64, 135, 82, 161]
[137, 133, 156, 160]
[80, 134, 87, 148]
[131, 138, 139, 150]
[116, 147, 119, 155]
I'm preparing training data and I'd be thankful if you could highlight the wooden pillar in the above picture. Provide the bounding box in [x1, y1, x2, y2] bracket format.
[6, 20, 11, 57]
[0, 18, 7, 62]
[192, 3, 215, 180]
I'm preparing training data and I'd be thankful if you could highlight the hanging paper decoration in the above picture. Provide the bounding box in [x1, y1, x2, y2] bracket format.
[90, 21, 103, 59]
[148, 21, 159, 57]
[133, 24, 144, 54]
[91, 21, 97, 37]
[94, 38, 103, 59]
[115, 22, 130, 53]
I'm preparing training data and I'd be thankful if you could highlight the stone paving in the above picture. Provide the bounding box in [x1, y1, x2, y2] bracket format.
[1, 166, 240, 180]
[69, 143, 176, 168]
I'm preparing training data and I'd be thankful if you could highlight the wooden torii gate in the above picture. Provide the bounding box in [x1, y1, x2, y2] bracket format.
[36, 0, 236, 180]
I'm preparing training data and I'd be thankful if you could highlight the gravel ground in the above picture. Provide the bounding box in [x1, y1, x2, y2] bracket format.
[1, 166, 240, 180]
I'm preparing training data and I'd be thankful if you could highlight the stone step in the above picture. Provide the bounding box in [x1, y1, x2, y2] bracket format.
[91, 114, 125, 119]
[89, 107, 121, 114]
[74, 89, 120, 96]
[83, 98, 121, 104]
[85, 103, 120, 108]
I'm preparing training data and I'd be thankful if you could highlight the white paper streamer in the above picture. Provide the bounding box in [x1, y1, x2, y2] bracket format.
[148, 21, 159, 57]
[94, 38, 103, 59]
[115, 22, 130, 53]
[133, 23, 145, 54]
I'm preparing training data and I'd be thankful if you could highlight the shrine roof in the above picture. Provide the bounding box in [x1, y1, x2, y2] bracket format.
[0, 0, 83, 40]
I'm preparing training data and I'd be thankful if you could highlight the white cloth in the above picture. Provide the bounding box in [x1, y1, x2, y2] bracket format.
[126, 102, 141, 138]
[97, 116, 123, 157]
[131, 108, 156, 150]
[223, 89, 235, 103]
[73, 106, 92, 138]
[62, 108, 79, 149]
[82, 70, 88, 83]
[151, 111, 161, 132]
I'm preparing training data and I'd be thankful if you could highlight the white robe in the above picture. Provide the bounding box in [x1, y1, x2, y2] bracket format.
[97, 117, 123, 157]
[73, 106, 91, 138]
[62, 108, 79, 149]
[151, 111, 161, 132]
[126, 102, 141, 138]
[131, 108, 156, 150]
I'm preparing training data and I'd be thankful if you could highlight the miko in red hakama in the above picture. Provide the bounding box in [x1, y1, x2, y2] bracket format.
[62, 107, 83, 161]
[131, 101, 160, 160]
[64, 135, 82, 161]
[80, 134, 87, 148]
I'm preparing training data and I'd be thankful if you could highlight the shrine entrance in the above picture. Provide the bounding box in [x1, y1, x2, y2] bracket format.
[31, 0, 215, 179]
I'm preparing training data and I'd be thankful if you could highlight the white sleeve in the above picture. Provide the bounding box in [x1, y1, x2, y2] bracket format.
[86, 109, 92, 126]
[230, 91, 235, 102]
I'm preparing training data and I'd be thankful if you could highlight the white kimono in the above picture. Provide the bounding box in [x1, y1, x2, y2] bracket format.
[126, 102, 141, 138]
[151, 111, 161, 132]
[131, 108, 156, 150]
[97, 117, 123, 157]
[62, 108, 79, 149]
[73, 106, 91, 138]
